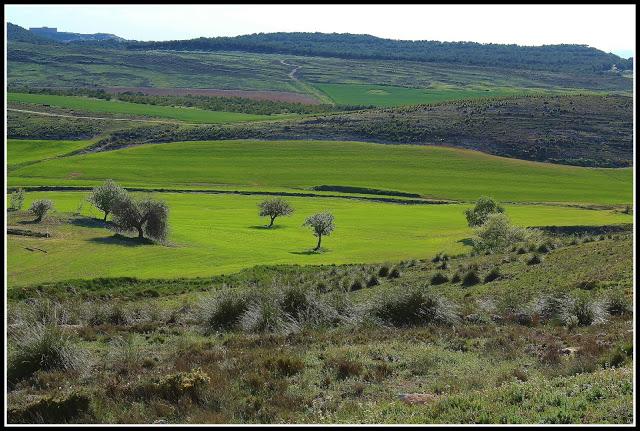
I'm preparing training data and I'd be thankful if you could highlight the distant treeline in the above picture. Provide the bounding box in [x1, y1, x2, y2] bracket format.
[8, 87, 369, 115]
[122, 33, 633, 73]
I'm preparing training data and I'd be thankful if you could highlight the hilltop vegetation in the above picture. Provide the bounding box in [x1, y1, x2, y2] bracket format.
[125, 32, 633, 73]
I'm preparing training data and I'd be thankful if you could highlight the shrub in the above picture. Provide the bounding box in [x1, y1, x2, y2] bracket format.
[378, 265, 390, 277]
[484, 267, 501, 283]
[462, 270, 481, 287]
[537, 243, 551, 253]
[8, 393, 91, 424]
[9, 188, 25, 211]
[199, 291, 249, 332]
[8, 324, 85, 385]
[350, 279, 364, 291]
[266, 355, 305, 377]
[326, 356, 363, 380]
[471, 213, 540, 254]
[572, 296, 607, 326]
[366, 275, 380, 287]
[451, 273, 461, 283]
[516, 247, 527, 254]
[527, 254, 543, 265]
[371, 288, 458, 326]
[605, 290, 630, 315]
[430, 272, 449, 285]
[29, 199, 53, 222]
[239, 296, 296, 333]
[152, 368, 211, 403]
[388, 268, 401, 279]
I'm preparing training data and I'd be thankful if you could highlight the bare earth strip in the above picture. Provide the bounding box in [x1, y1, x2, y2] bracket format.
[104, 86, 322, 105]
[7, 108, 197, 125]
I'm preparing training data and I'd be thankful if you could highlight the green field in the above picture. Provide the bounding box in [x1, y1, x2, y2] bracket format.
[8, 93, 290, 124]
[8, 139, 94, 167]
[314, 83, 539, 107]
[9, 140, 632, 204]
[7, 191, 631, 287]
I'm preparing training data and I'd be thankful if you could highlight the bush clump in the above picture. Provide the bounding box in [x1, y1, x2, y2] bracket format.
[8, 324, 86, 385]
[388, 268, 401, 279]
[371, 288, 458, 327]
[462, 270, 481, 287]
[378, 265, 390, 277]
[484, 267, 501, 283]
[29, 199, 53, 222]
[199, 291, 249, 332]
[430, 272, 449, 285]
[527, 254, 543, 265]
[451, 273, 461, 283]
[367, 275, 380, 287]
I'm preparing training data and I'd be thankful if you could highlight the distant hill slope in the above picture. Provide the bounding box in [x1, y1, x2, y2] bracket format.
[124, 32, 633, 74]
[48, 94, 629, 168]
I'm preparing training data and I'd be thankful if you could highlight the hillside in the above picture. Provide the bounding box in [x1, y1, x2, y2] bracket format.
[46, 94, 629, 168]
[124, 32, 633, 73]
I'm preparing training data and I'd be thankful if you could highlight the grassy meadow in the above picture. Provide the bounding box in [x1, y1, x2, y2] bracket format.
[7, 191, 631, 287]
[7, 139, 95, 168]
[8, 93, 292, 124]
[314, 83, 539, 107]
[8, 140, 632, 205]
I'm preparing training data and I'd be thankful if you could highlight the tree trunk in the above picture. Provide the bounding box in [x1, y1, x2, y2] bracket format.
[103, 211, 109, 222]
[137, 226, 144, 239]
[268, 216, 276, 228]
[314, 235, 322, 251]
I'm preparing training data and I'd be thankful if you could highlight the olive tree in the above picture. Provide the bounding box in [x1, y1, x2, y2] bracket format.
[9, 188, 25, 211]
[471, 213, 540, 253]
[88, 179, 128, 221]
[110, 195, 169, 241]
[29, 199, 53, 222]
[303, 212, 335, 251]
[259, 197, 293, 228]
[464, 196, 505, 227]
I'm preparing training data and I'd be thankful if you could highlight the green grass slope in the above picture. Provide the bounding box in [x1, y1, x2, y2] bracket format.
[8, 93, 291, 124]
[8, 139, 94, 168]
[314, 83, 539, 107]
[9, 140, 632, 204]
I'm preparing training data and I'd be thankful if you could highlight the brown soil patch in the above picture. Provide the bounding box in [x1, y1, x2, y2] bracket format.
[104, 87, 321, 105]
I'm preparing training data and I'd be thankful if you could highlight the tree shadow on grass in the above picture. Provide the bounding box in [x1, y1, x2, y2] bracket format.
[69, 216, 108, 229]
[17, 219, 41, 225]
[289, 248, 329, 255]
[248, 225, 285, 230]
[88, 234, 155, 247]
[457, 238, 474, 246]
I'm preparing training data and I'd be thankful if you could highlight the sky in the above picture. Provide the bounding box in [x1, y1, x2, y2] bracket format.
[5, 4, 636, 58]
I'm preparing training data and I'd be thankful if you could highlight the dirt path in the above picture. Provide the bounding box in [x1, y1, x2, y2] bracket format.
[279, 60, 335, 105]
[8, 108, 191, 125]
[280, 59, 302, 81]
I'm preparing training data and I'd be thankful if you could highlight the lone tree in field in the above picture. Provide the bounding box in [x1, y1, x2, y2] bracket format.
[88, 179, 128, 221]
[259, 197, 294, 228]
[303, 212, 335, 251]
[464, 196, 505, 227]
[29, 199, 53, 223]
[9, 188, 25, 211]
[111, 195, 169, 241]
